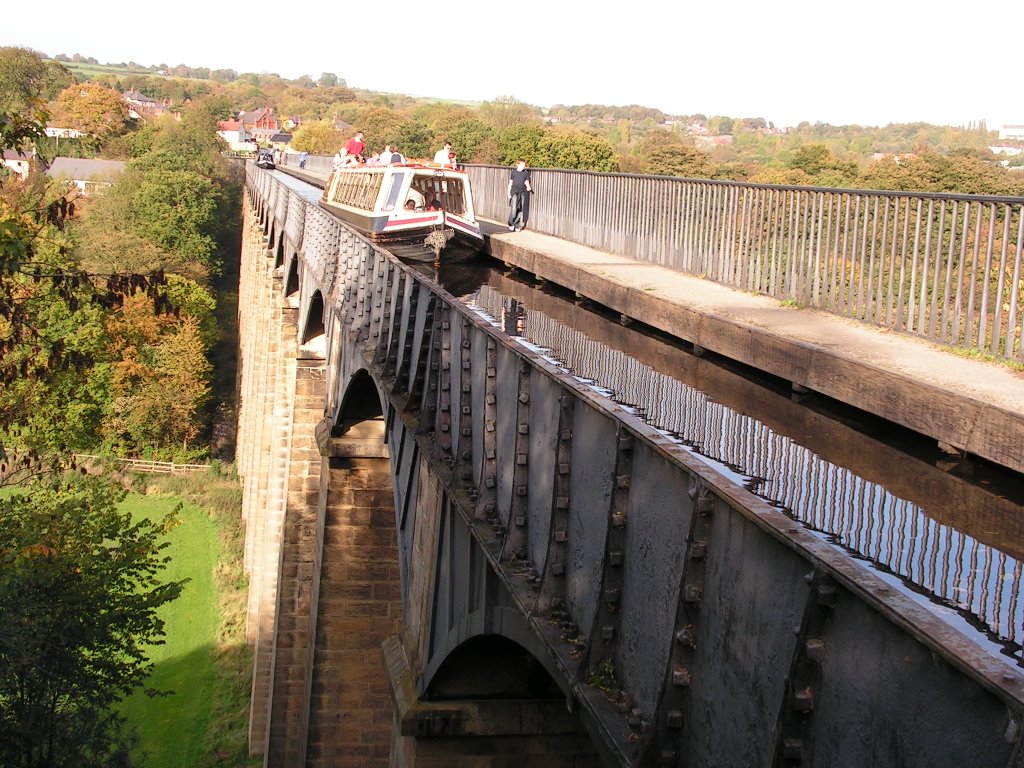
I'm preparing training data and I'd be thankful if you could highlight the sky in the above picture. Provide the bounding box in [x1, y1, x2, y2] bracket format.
[4, 0, 1019, 130]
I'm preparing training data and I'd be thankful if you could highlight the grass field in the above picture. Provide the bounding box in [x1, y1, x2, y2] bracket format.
[118, 471, 259, 768]
[119, 494, 220, 767]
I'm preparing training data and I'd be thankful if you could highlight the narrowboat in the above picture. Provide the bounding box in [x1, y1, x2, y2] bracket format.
[319, 162, 484, 261]
[255, 149, 276, 169]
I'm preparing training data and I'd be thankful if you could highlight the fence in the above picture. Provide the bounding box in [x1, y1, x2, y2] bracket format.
[466, 165, 1024, 362]
[73, 454, 208, 474]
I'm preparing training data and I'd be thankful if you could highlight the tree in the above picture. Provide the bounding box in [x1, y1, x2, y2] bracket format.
[538, 130, 618, 172]
[641, 134, 720, 179]
[707, 116, 734, 136]
[290, 120, 344, 154]
[0, 47, 74, 115]
[479, 96, 540, 133]
[499, 124, 546, 166]
[318, 72, 338, 87]
[50, 83, 131, 149]
[783, 144, 859, 187]
[0, 470, 184, 766]
[445, 119, 500, 163]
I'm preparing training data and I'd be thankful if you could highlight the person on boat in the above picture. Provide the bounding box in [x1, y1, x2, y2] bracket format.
[343, 131, 365, 164]
[389, 146, 406, 164]
[379, 144, 393, 164]
[433, 142, 453, 165]
[424, 189, 442, 210]
[406, 187, 426, 210]
[333, 150, 345, 169]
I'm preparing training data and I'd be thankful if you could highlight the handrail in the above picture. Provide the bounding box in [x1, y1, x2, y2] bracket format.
[463, 164, 1024, 362]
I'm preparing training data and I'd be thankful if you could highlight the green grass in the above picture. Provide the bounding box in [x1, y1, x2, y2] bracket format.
[118, 468, 259, 768]
[120, 493, 221, 768]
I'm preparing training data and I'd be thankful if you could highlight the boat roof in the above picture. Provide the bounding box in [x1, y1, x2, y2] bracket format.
[334, 161, 467, 175]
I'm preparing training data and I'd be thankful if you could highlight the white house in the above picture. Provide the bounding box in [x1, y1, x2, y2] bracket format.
[46, 157, 126, 194]
[2, 149, 32, 179]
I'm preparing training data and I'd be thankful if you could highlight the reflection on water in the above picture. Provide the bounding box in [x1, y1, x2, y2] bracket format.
[457, 272, 1024, 667]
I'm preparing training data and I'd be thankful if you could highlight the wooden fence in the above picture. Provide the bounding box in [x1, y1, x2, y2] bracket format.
[466, 165, 1024, 362]
[73, 454, 208, 474]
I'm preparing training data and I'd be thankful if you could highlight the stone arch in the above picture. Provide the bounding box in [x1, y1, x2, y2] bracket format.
[301, 289, 326, 355]
[273, 230, 285, 268]
[284, 255, 299, 298]
[386, 629, 602, 767]
[426, 634, 563, 700]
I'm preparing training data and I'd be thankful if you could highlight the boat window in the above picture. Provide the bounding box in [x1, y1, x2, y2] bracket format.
[382, 172, 407, 212]
[412, 173, 466, 216]
[328, 169, 385, 211]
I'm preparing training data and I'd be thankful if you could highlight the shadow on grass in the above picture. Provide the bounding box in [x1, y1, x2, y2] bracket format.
[123, 641, 260, 768]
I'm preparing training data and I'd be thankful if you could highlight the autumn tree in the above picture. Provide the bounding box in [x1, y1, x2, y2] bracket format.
[102, 293, 211, 458]
[499, 124, 546, 166]
[642, 134, 720, 179]
[479, 96, 541, 133]
[446, 118, 500, 163]
[537, 130, 618, 172]
[50, 82, 131, 150]
[290, 120, 344, 154]
[782, 143, 859, 187]
[858, 148, 1024, 196]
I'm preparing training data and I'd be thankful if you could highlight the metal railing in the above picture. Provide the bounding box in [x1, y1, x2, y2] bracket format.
[466, 165, 1024, 362]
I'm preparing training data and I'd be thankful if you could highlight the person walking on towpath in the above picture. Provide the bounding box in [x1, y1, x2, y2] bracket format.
[507, 159, 532, 231]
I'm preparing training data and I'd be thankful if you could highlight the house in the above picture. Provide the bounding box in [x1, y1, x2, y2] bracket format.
[999, 124, 1024, 141]
[46, 157, 126, 194]
[124, 88, 157, 110]
[123, 89, 177, 120]
[44, 126, 85, 139]
[2, 149, 32, 179]
[217, 119, 254, 151]
[268, 133, 293, 150]
[239, 107, 279, 132]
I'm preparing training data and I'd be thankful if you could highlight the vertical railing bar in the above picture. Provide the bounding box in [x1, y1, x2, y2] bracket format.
[1009, 206, 1024, 361]
[768, 188, 782, 296]
[927, 200, 946, 339]
[815, 191, 829, 307]
[838, 193, 852, 314]
[797, 190, 812, 305]
[917, 198, 935, 334]
[865, 197, 880, 324]
[738, 187, 752, 288]
[940, 200, 959, 344]
[818, 193, 834, 309]
[875, 197, 891, 325]
[978, 205, 997, 352]
[965, 202, 983, 346]
[951, 203, 969, 345]
[828, 191, 843, 312]
[758, 187, 774, 294]
[855, 194, 869, 319]
[990, 207, 1012, 355]
[907, 200, 924, 333]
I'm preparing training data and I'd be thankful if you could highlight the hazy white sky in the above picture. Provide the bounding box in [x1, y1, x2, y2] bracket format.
[5, 0, 1019, 129]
